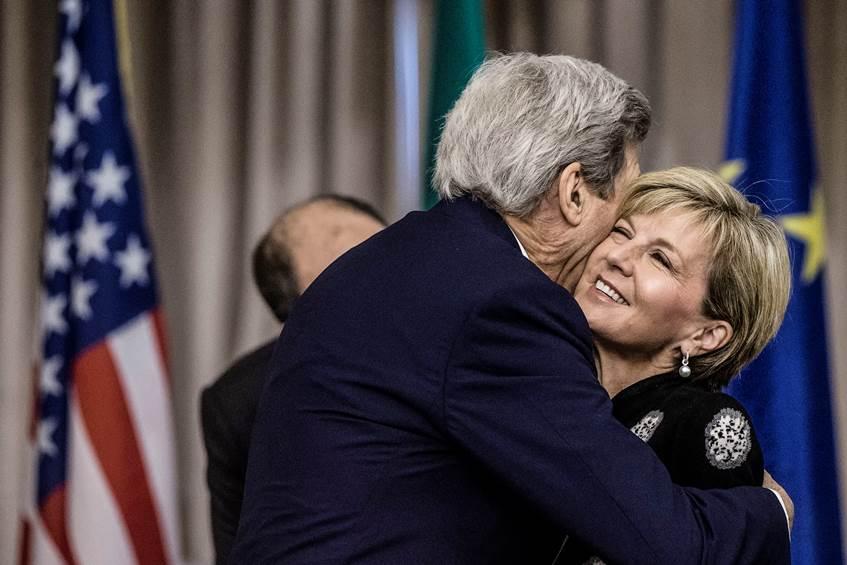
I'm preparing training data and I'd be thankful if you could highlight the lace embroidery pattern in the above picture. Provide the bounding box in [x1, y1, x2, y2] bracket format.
[630, 410, 664, 442]
[704, 407, 752, 469]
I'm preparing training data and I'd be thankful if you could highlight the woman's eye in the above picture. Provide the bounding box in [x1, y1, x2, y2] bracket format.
[652, 252, 672, 269]
[612, 226, 630, 237]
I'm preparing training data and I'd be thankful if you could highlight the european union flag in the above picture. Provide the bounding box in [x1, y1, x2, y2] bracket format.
[725, 0, 844, 563]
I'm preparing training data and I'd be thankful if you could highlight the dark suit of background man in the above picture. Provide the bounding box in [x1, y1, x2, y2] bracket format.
[233, 53, 791, 564]
[200, 195, 385, 564]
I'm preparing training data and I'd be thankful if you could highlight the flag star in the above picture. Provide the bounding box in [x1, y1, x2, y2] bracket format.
[115, 234, 151, 287]
[54, 40, 80, 95]
[47, 166, 77, 216]
[42, 292, 68, 336]
[44, 232, 72, 277]
[40, 356, 64, 397]
[76, 212, 115, 264]
[76, 73, 108, 123]
[71, 275, 98, 320]
[74, 142, 89, 170]
[86, 152, 129, 206]
[51, 104, 79, 155]
[37, 418, 59, 457]
[781, 188, 826, 283]
[60, 0, 83, 33]
[718, 159, 746, 185]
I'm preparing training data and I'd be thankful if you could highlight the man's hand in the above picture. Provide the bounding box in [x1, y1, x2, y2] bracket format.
[763, 470, 794, 531]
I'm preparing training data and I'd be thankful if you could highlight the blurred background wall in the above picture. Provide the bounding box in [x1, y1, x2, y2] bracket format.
[1, 0, 845, 562]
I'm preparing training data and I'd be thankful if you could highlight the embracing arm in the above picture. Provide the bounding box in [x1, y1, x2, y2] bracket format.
[443, 283, 790, 564]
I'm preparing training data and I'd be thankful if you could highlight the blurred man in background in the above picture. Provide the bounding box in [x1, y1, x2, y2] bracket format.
[200, 194, 385, 564]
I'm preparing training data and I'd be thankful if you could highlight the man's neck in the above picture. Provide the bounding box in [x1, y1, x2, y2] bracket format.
[503, 214, 582, 292]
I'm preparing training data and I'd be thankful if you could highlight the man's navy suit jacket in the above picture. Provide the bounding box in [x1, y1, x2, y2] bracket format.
[233, 197, 789, 564]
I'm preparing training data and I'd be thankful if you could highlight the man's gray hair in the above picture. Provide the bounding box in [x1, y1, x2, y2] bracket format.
[433, 53, 651, 217]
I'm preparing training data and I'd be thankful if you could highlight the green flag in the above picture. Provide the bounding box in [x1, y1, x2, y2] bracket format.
[422, 0, 485, 209]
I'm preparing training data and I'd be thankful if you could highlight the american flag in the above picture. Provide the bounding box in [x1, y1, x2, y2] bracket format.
[22, 1, 180, 563]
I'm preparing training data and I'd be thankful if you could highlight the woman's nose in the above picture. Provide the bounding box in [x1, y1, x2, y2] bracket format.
[606, 243, 634, 276]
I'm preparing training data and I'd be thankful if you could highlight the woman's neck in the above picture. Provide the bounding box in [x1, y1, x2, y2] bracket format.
[594, 343, 675, 398]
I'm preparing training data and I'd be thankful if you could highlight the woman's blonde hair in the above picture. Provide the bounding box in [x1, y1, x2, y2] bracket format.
[620, 167, 791, 388]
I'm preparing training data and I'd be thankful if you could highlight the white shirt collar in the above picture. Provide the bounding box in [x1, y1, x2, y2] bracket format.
[507, 226, 529, 259]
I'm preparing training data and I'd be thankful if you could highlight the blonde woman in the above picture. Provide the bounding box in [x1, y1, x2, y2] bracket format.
[561, 167, 791, 563]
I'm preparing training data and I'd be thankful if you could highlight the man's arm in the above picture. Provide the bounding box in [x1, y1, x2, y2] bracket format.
[443, 283, 790, 564]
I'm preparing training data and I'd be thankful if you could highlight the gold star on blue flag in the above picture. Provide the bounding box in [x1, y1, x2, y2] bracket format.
[781, 188, 826, 283]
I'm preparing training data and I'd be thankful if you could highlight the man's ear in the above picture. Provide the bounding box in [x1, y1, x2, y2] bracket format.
[684, 320, 734, 356]
[556, 162, 585, 227]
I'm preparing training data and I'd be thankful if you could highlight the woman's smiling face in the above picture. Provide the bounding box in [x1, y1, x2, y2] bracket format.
[574, 209, 715, 357]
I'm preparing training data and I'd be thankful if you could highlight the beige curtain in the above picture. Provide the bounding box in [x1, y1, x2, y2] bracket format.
[0, 0, 56, 563]
[1, 1, 845, 562]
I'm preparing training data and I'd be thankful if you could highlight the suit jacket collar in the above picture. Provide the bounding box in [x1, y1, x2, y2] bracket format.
[432, 196, 522, 255]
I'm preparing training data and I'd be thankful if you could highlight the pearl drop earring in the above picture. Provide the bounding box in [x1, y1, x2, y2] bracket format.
[678, 351, 691, 378]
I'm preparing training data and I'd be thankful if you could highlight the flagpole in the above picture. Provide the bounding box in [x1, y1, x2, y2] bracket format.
[113, 0, 135, 104]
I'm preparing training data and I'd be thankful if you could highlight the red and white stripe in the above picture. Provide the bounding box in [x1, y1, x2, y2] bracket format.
[25, 310, 179, 564]
[21, 448, 65, 565]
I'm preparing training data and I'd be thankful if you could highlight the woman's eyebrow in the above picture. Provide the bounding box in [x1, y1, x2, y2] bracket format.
[654, 237, 680, 254]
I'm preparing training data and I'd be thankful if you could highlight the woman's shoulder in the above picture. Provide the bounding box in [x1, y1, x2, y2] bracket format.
[666, 384, 764, 486]
[615, 374, 744, 428]
[612, 374, 763, 488]
[671, 383, 755, 427]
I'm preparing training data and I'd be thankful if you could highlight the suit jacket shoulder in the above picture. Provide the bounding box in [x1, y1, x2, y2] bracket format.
[202, 340, 276, 461]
